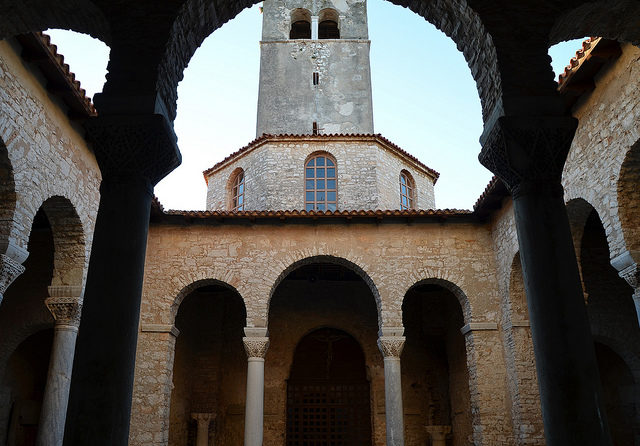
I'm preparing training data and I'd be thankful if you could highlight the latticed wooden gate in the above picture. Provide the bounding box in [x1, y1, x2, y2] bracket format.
[286, 379, 372, 446]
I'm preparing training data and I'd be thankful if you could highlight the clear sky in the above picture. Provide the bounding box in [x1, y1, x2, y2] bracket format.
[47, 0, 583, 211]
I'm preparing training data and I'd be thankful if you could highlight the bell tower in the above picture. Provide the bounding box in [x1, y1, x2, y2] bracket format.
[256, 0, 374, 136]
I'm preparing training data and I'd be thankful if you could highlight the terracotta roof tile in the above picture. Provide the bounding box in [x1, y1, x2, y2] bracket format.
[558, 37, 598, 87]
[15, 32, 97, 118]
[202, 133, 440, 182]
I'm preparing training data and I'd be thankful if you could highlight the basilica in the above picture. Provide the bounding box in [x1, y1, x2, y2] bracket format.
[0, 0, 639, 445]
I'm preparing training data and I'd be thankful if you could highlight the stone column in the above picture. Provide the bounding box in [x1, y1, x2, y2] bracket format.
[311, 16, 319, 39]
[480, 115, 612, 446]
[377, 327, 405, 446]
[243, 327, 269, 446]
[63, 114, 181, 446]
[611, 250, 640, 327]
[191, 413, 214, 446]
[36, 286, 83, 446]
[425, 425, 451, 446]
[0, 240, 28, 305]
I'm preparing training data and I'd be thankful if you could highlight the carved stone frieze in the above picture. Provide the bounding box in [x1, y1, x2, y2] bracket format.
[243, 336, 270, 359]
[479, 115, 578, 198]
[0, 253, 25, 298]
[45, 296, 82, 327]
[377, 335, 405, 358]
[84, 114, 182, 186]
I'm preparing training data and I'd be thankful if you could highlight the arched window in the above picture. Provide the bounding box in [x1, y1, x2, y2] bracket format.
[399, 171, 414, 210]
[318, 9, 340, 39]
[290, 9, 311, 39]
[230, 170, 245, 211]
[305, 154, 337, 211]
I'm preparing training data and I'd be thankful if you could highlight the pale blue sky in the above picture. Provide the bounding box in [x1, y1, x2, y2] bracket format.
[48, 0, 583, 211]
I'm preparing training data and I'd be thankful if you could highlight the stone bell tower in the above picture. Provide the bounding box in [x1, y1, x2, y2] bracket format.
[256, 0, 374, 136]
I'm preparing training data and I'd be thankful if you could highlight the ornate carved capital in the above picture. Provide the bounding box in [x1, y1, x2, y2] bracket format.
[243, 336, 270, 359]
[377, 336, 405, 359]
[619, 263, 640, 290]
[45, 296, 82, 327]
[0, 253, 26, 298]
[84, 114, 181, 186]
[191, 412, 215, 424]
[479, 116, 578, 198]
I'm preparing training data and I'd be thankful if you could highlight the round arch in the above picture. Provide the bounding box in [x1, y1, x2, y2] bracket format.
[403, 276, 473, 325]
[161, 0, 501, 124]
[550, 0, 640, 46]
[171, 277, 246, 323]
[37, 196, 86, 288]
[617, 140, 640, 255]
[266, 254, 382, 329]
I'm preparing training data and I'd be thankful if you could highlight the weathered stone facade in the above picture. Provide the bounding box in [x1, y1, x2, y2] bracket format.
[0, 3, 639, 446]
[205, 135, 437, 211]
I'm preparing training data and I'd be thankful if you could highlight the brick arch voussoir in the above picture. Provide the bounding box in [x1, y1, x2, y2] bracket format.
[169, 270, 246, 324]
[0, 0, 110, 43]
[263, 250, 382, 330]
[550, 0, 640, 46]
[399, 268, 473, 325]
[616, 140, 640, 256]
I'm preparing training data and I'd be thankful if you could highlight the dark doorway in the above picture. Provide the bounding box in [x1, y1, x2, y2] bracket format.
[286, 327, 371, 446]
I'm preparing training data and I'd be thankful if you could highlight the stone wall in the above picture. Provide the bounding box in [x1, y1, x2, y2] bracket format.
[205, 136, 436, 211]
[0, 38, 101, 285]
[132, 215, 512, 445]
[563, 42, 640, 262]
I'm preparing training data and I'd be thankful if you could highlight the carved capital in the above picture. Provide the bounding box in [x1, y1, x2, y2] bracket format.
[243, 336, 270, 359]
[377, 336, 405, 359]
[479, 116, 578, 198]
[0, 253, 26, 298]
[619, 263, 640, 290]
[84, 114, 181, 185]
[191, 412, 215, 424]
[45, 294, 82, 327]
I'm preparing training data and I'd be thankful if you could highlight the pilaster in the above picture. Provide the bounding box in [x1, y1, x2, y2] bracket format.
[191, 413, 215, 446]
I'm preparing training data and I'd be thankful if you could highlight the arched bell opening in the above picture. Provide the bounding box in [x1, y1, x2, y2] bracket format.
[268, 260, 379, 445]
[286, 327, 371, 445]
[169, 282, 247, 446]
[401, 282, 472, 446]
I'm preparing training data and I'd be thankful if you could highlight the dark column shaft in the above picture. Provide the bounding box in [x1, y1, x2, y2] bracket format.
[479, 115, 612, 446]
[513, 189, 610, 445]
[63, 175, 152, 445]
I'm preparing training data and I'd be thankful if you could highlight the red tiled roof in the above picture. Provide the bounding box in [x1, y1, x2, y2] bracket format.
[163, 208, 470, 218]
[202, 133, 440, 182]
[558, 37, 598, 87]
[15, 32, 97, 118]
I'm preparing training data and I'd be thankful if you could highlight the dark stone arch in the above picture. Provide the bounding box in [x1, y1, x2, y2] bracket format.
[617, 140, 640, 254]
[0, 0, 110, 44]
[550, 0, 640, 46]
[160, 0, 502, 123]
[267, 255, 382, 328]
